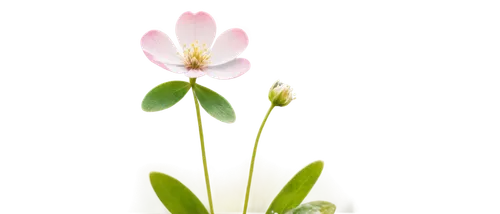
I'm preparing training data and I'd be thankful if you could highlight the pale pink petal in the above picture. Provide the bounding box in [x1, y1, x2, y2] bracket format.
[142, 50, 157, 65]
[209, 28, 249, 66]
[176, 11, 216, 50]
[143, 52, 171, 71]
[168, 65, 189, 74]
[205, 58, 250, 80]
[141, 30, 183, 65]
[184, 69, 206, 78]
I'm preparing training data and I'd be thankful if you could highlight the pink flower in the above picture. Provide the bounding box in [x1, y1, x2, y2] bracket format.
[141, 11, 250, 79]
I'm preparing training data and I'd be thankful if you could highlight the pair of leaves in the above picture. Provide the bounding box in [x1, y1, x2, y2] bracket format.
[149, 160, 325, 214]
[141, 81, 235, 123]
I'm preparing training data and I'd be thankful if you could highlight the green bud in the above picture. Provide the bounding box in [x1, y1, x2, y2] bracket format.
[284, 201, 336, 214]
[268, 80, 295, 107]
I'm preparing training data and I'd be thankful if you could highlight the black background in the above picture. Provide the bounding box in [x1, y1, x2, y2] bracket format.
[76, 2, 398, 212]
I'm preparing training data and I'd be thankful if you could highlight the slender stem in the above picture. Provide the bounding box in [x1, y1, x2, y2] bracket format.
[190, 78, 215, 214]
[243, 104, 275, 214]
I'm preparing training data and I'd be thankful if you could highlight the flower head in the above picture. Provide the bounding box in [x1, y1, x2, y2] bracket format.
[141, 11, 250, 79]
[269, 80, 295, 107]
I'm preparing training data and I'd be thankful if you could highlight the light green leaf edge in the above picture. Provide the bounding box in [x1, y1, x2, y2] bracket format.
[285, 201, 336, 214]
[266, 160, 325, 214]
[192, 83, 238, 125]
[137, 78, 190, 115]
[149, 172, 209, 214]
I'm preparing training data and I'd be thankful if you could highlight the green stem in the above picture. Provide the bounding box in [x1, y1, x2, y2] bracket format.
[243, 104, 275, 214]
[190, 78, 215, 214]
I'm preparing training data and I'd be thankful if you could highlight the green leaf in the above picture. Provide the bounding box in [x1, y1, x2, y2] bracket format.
[142, 81, 191, 112]
[284, 201, 336, 214]
[193, 83, 236, 123]
[266, 160, 324, 214]
[149, 172, 209, 214]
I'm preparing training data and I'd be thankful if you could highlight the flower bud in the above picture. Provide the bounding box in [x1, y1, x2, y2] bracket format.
[268, 80, 295, 107]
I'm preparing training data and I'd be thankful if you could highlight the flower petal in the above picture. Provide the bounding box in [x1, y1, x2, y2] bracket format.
[152, 61, 188, 75]
[141, 30, 182, 65]
[176, 11, 216, 49]
[143, 52, 193, 76]
[209, 28, 249, 66]
[184, 69, 206, 78]
[205, 58, 250, 80]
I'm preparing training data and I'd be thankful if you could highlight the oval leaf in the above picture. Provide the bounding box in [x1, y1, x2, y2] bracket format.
[193, 83, 236, 123]
[142, 81, 191, 112]
[266, 161, 324, 214]
[149, 172, 209, 214]
[284, 201, 336, 214]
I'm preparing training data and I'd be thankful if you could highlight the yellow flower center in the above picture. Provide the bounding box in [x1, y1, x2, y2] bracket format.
[178, 40, 211, 70]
